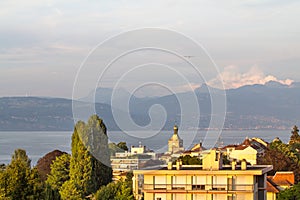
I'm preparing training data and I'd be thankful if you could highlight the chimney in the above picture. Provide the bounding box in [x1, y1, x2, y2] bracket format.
[176, 160, 182, 170]
[231, 159, 237, 170]
[241, 159, 247, 170]
[167, 162, 173, 170]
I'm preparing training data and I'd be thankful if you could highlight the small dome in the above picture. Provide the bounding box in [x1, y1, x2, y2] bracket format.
[173, 125, 178, 130]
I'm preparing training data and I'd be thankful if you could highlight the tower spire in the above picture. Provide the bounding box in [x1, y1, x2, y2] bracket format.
[173, 124, 178, 135]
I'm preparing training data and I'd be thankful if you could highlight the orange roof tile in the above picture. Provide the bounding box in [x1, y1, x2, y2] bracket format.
[266, 179, 280, 193]
[272, 172, 295, 186]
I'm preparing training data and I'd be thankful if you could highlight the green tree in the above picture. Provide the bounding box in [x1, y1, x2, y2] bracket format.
[44, 184, 61, 200]
[60, 123, 90, 199]
[60, 115, 112, 199]
[258, 140, 300, 183]
[125, 171, 133, 189]
[175, 155, 202, 165]
[94, 180, 134, 200]
[117, 142, 128, 151]
[0, 149, 44, 199]
[27, 167, 45, 199]
[289, 125, 300, 145]
[12, 148, 31, 167]
[84, 115, 112, 189]
[278, 182, 300, 200]
[60, 180, 83, 200]
[46, 153, 70, 191]
[0, 167, 8, 198]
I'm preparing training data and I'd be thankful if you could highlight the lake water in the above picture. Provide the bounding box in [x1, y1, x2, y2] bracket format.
[0, 130, 290, 165]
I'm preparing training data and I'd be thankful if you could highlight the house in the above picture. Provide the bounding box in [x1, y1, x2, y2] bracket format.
[266, 171, 295, 200]
[133, 149, 273, 200]
[230, 145, 258, 165]
[222, 137, 268, 165]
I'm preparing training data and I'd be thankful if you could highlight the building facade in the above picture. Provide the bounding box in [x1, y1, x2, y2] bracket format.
[133, 150, 273, 200]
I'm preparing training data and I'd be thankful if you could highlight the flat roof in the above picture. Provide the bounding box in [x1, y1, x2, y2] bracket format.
[134, 165, 273, 175]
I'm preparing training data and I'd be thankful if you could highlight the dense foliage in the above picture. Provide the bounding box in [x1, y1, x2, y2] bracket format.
[174, 155, 202, 165]
[36, 150, 66, 181]
[59, 115, 112, 199]
[278, 182, 300, 200]
[95, 172, 134, 200]
[257, 125, 300, 198]
[289, 125, 300, 146]
[258, 126, 300, 183]
[0, 115, 120, 199]
[117, 142, 129, 151]
[0, 149, 44, 199]
[46, 154, 70, 191]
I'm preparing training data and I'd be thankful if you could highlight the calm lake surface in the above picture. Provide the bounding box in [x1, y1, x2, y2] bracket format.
[0, 130, 290, 165]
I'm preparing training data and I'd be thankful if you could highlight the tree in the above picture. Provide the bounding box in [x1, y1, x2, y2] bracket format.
[125, 171, 134, 189]
[46, 153, 70, 191]
[117, 142, 128, 151]
[289, 125, 300, 145]
[278, 182, 300, 200]
[11, 148, 31, 167]
[174, 155, 202, 165]
[60, 180, 83, 200]
[94, 180, 134, 200]
[44, 184, 61, 200]
[0, 149, 44, 199]
[27, 167, 45, 199]
[60, 115, 112, 199]
[60, 123, 90, 199]
[37, 150, 66, 181]
[258, 140, 300, 183]
[84, 115, 112, 189]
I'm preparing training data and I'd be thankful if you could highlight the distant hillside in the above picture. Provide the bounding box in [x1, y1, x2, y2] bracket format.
[0, 97, 120, 131]
[85, 82, 300, 130]
[0, 81, 300, 131]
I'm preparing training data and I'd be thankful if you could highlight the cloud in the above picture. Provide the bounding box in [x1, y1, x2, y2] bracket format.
[209, 65, 294, 89]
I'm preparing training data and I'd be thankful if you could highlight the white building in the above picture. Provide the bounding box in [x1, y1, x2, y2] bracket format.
[133, 149, 273, 200]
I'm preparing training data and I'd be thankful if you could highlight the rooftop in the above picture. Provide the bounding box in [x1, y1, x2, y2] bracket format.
[268, 171, 295, 186]
[134, 164, 273, 175]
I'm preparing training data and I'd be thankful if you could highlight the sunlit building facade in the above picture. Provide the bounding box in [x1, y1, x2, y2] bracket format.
[133, 149, 272, 200]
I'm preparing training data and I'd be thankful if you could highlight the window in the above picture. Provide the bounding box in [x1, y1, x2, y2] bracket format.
[192, 176, 206, 190]
[227, 194, 236, 200]
[215, 152, 219, 161]
[172, 176, 186, 190]
[154, 176, 166, 190]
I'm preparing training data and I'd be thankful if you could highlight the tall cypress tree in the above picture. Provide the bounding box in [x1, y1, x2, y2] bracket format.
[84, 115, 112, 190]
[60, 115, 112, 199]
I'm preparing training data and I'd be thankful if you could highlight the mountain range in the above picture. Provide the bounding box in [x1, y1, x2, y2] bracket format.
[1, 81, 299, 131]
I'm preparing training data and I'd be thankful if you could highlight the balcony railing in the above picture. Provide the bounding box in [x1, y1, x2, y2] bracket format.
[143, 184, 254, 192]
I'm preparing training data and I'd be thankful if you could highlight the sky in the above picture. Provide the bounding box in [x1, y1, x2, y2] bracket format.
[0, 0, 300, 98]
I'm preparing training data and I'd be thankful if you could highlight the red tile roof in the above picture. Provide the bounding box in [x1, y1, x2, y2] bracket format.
[234, 145, 249, 150]
[266, 179, 280, 193]
[272, 172, 295, 186]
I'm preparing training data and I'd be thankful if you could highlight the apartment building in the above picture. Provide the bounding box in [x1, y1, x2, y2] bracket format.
[133, 149, 273, 200]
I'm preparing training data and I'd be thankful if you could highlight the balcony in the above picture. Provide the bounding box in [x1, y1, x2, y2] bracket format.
[143, 184, 254, 192]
